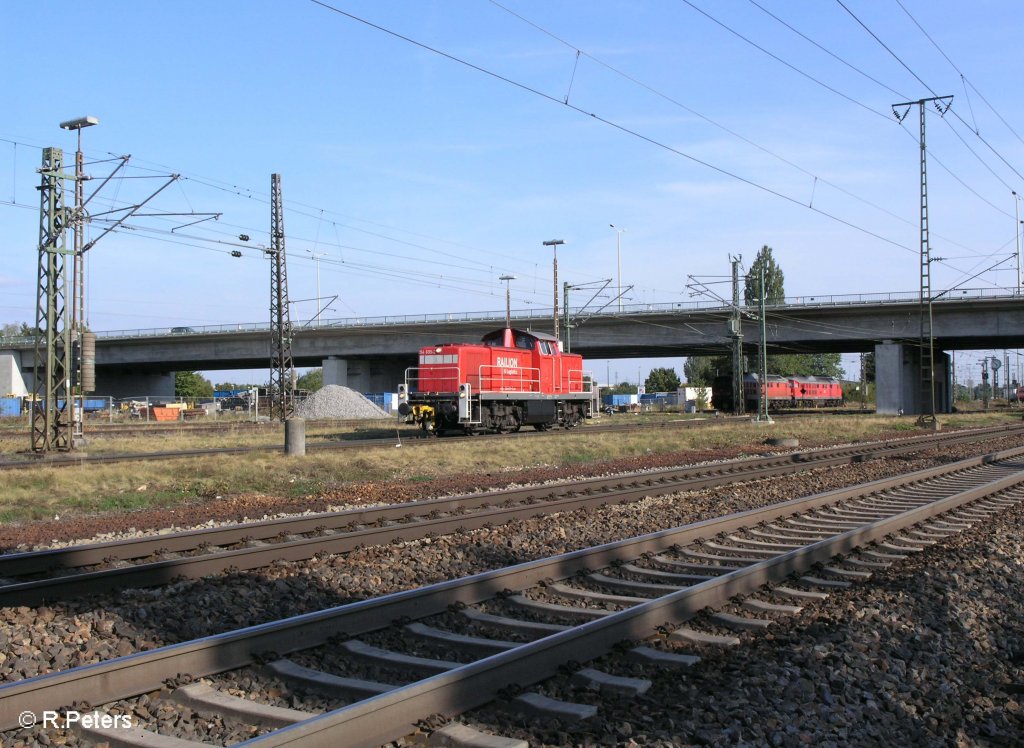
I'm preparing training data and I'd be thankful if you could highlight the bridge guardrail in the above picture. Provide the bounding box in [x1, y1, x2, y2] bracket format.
[0, 287, 1017, 345]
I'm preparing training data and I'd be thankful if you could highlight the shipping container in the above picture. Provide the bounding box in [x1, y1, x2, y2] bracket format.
[603, 394, 638, 406]
[0, 397, 22, 417]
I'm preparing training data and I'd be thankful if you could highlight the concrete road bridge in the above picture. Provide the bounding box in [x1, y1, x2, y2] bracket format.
[2, 288, 1022, 415]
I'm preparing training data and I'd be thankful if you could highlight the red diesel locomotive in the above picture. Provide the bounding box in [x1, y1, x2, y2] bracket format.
[397, 327, 593, 434]
[712, 373, 844, 411]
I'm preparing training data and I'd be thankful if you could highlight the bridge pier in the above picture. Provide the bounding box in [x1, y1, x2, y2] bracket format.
[0, 352, 28, 396]
[875, 341, 951, 415]
[322, 357, 410, 393]
[93, 370, 176, 400]
[323, 356, 349, 388]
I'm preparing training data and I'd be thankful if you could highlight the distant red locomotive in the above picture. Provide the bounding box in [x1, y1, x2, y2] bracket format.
[398, 328, 593, 434]
[712, 373, 843, 411]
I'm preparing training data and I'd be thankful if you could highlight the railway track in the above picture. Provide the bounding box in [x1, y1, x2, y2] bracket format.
[3, 444, 1022, 746]
[1, 423, 1020, 607]
[0, 415, 725, 471]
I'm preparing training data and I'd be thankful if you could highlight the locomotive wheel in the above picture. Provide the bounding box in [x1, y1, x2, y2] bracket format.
[533, 423, 549, 432]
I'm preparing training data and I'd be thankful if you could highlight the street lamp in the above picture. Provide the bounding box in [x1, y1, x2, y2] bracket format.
[499, 274, 516, 329]
[305, 249, 328, 327]
[60, 115, 98, 447]
[609, 224, 626, 312]
[542, 239, 566, 341]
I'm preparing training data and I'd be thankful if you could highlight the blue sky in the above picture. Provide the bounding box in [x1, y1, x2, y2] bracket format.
[2, 1, 1022, 384]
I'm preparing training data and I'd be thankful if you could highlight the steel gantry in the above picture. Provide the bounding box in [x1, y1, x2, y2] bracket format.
[31, 148, 73, 452]
[893, 94, 953, 426]
[268, 173, 295, 421]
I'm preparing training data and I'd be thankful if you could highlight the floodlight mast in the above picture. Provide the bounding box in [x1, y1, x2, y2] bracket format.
[60, 116, 98, 448]
[542, 239, 566, 341]
[499, 275, 516, 329]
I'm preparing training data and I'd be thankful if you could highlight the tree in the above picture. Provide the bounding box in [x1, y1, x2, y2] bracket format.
[213, 381, 251, 392]
[683, 355, 729, 385]
[607, 381, 638, 395]
[745, 245, 785, 306]
[296, 368, 323, 392]
[767, 352, 844, 378]
[175, 371, 213, 398]
[0, 322, 38, 339]
[863, 351, 875, 383]
[645, 367, 681, 392]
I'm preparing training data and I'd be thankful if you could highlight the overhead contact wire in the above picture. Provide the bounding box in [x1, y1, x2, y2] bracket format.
[309, 0, 917, 255]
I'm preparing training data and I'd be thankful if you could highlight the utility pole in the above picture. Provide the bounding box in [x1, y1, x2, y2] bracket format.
[609, 224, 626, 312]
[31, 148, 73, 452]
[562, 281, 571, 352]
[951, 350, 956, 407]
[893, 95, 952, 428]
[1005, 352, 1011, 403]
[860, 352, 867, 409]
[981, 359, 989, 409]
[754, 263, 772, 423]
[1014, 191, 1021, 294]
[269, 173, 294, 422]
[729, 255, 744, 415]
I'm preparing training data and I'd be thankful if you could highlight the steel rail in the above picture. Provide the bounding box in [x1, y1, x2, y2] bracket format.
[247, 461, 1024, 748]
[2, 425, 1019, 605]
[2, 445, 1022, 732]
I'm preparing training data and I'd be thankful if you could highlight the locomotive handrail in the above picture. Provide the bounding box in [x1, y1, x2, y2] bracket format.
[476, 364, 541, 394]
[403, 366, 461, 394]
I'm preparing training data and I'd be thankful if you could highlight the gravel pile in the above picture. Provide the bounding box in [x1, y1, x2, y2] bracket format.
[294, 385, 388, 420]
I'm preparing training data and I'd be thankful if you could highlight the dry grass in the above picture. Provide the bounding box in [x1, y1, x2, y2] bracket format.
[0, 418, 401, 455]
[0, 412, 1019, 523]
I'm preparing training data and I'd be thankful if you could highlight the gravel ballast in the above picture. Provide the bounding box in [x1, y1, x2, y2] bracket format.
[459, 494, 1024, 747]
[2, 437, 1023, 746]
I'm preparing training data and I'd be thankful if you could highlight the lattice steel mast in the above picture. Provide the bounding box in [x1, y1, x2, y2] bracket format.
[893, 95, 952, 426]
[31, 148, 73, 452]
[269, 173, 294, 421]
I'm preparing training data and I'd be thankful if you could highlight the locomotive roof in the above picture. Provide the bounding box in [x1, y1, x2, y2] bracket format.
[742, 373, 840, 384]
[481, 327, 558, 342]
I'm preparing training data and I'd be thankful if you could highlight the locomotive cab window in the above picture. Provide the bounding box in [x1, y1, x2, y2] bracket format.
[515, 334, 535, 350]
[539, 341, 554, 355]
